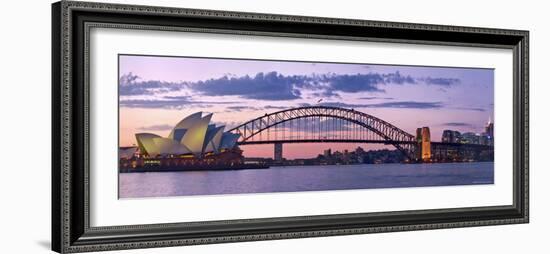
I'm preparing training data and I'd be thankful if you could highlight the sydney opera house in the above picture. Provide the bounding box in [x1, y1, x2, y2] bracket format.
[119, 112, 253, 172]
[135, 112, 240, 158]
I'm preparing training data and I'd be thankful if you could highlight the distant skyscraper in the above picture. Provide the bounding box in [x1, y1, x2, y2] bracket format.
[461, 132, 479, 144]
[416, 128, 422, 159]
[442, 130, 462, 143]
[274, 143, 283, 162]
[324, 148, 332, 158]
[479, 133, 490, 146]
[343, 150, 350, 164]
[485, 118, 494, 134]
[355, 147, 365, 164]
[442, 130, 452, 143]
[485, 120, 494, 146]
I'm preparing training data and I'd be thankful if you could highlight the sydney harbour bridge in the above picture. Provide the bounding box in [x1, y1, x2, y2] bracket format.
[227, 106, 493, 162]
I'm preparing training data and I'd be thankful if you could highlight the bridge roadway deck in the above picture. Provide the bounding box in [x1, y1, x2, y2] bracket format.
[238, 139, 492, 149]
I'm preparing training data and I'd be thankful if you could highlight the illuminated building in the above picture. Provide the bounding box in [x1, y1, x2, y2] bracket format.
[461, 132, 479, 144]
[442, 130, 462, 143]
[441, 119, 494, 146]
[479, 134, 490, 146]
[416, 127, 431, 162]
[135, 112, 240, 158]
[485, 120, 494, 146]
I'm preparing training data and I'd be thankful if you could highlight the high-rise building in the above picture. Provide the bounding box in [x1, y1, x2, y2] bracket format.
[461, 132, 479, 144]
[343, 149, 350, 164]
[355, 147, 365, 164]
[274, 143, 283, 162]
[442, 130, 452, 143]
[485, 121, 494, 137]
[323, 148, 332, 158]
[485, 120, 494, 146]
[479, 133, 490, 146]
[442, 130, 462, 143]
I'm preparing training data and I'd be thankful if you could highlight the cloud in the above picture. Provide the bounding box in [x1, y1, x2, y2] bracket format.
[307, 72, 417, 95]
[192, 72, 303, 100]
[384, 72, 417, 85]
[264, 105, 288, 110]
[442, 122, 474, 127]
[119, 72, 139, 85]
[225, 106, 261, 112]
[322, 73, 386, 93]
[453, 107, 487, 112]
[311, 90, 341, 98]
[119, 73, 186, 96]
[119, 96, 237, 109]
[421, 77, 460, 86]
[119, 70, 461, 101]
[162, 96, 191, 100]
[317, 101, 443, 109]
[225, 105, 292, 112]
[359, 96, 394, 100]
[368, 101, 443, 109]
[190, 71, 418, 100]
[211, 121, 240, 129]
[138, 124, 174, 131]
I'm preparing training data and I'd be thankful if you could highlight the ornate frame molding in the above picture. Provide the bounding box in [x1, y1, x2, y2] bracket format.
[52, 1, 529, 253]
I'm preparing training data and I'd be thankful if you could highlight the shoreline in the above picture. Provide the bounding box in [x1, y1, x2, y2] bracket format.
[120, 163, 269, 173]
[120, 160, 494, 173]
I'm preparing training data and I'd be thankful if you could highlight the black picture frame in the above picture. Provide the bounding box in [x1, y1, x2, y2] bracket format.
[51, 1, 529, 253]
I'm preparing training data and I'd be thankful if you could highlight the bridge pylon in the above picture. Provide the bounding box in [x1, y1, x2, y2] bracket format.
[416, 127, 432, 162]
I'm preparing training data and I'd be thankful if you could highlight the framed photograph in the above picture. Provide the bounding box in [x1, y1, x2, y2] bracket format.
[52, 1, 529, 253]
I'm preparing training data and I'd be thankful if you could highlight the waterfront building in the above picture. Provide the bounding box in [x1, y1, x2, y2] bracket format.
[416, 128, 422, 159]
[479, 133, 490, 146]
[441, 120, 494, 146]
[333, 151, 343, 161]
[485, 120, 494, 137]
[274, 143, 283, 162]
[323, 149, 332, 158]
[135, 112, 240, 158]
[343, 149, 350, 164]
[485, 120, 494, 146]
[461, 132, 479, 144]
[355, 147, 365, 163]
[442, 130, 452, 143]
[119, 146, 138, 159]
[442, 130, 462, 143]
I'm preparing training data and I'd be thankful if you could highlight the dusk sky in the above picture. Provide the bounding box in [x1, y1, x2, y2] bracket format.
[118, 54, 494, 159]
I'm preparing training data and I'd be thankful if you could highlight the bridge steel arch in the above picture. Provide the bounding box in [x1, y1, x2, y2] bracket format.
[227, 106, 418, 160]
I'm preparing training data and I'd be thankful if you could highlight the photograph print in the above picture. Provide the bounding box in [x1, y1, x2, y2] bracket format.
[118, 54, 495, 198]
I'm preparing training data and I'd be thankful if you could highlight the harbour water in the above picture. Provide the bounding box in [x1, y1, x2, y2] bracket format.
[119, 162, 493, 198]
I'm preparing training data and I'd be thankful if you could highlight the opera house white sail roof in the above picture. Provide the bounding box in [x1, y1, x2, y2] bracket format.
[135, 112, 240, 158]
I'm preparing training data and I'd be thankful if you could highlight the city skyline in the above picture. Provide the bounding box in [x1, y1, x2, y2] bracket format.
[119, 54, 494, 159]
